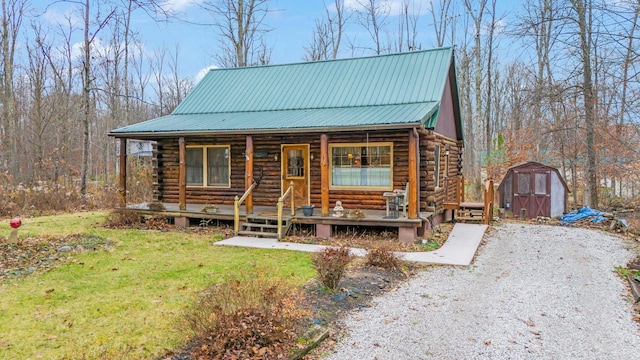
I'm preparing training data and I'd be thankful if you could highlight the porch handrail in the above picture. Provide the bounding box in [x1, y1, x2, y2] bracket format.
[444, 175, 465, 205]
[234, 181, 257, 235]
[484, 179, 494, 225]
[277, 181, 295, 240]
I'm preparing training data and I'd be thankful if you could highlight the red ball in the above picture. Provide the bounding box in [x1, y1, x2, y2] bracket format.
[9, 217, 21, 229]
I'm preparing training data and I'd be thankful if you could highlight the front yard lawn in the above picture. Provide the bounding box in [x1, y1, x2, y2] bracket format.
[0, 212, 315, 359]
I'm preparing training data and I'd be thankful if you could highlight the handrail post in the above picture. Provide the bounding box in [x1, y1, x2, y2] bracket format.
[277, 197, 284, 240]
[290, 181, 295, 216]
[234, 195, 240, 235]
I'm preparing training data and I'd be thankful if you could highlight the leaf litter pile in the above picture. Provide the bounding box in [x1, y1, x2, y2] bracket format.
[0, 234, 111, 280]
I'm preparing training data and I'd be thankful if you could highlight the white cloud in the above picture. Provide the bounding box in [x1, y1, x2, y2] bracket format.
[42, 7, 81, 27]
[160, 0, 203, 13]
[343, 0, 429, 16]
[195, 65, 218, 83]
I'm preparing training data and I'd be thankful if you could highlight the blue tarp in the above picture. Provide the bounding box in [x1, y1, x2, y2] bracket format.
[561, 206, 606, 224]
[561, 206, 629, 228]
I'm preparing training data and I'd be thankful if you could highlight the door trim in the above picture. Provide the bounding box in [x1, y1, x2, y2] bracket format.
[281, 144, 311, 207]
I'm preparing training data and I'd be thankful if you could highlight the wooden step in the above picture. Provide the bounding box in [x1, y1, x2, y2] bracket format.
[241, 222, 279, 230]
[443, 202, 460, 210]
[457, 211, 484, 217]
[456, 216, 486, 222]
[237, 230, 279, 238]
[247, 215, 291, 222]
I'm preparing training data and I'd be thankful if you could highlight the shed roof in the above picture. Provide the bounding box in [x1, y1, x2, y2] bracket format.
[497, 161, 570, 193]
[110, 47, 458, 137]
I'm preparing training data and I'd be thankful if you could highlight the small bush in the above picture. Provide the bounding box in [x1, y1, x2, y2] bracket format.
[104, 208, 141, 227]
[181, 269, 307, 359]
[366, 243, 403, 269]
[311, 246, 354, 291]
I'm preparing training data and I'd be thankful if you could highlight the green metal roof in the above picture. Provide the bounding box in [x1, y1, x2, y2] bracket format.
[110, 47, 454, 137]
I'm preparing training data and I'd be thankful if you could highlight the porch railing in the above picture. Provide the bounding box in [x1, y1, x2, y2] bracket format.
[277, 181, 295, 240]
[234, 182, 257, 235]
[444, 175, 465, 206]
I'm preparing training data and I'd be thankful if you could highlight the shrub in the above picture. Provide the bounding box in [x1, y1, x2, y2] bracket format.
[366, 243, 403, 269]
[103, 208, 141, 227]
[311, 246, 354, 291]
[181, 269, 307, 359]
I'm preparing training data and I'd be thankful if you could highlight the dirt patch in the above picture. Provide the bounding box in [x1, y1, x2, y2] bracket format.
[0, 234, 111, 281]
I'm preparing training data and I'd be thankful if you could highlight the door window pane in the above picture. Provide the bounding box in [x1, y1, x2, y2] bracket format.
[287, 149, 305, 177]
[517, 172, 530, 195]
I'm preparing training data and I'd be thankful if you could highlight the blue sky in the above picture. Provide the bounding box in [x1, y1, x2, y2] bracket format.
[33, 0, 522, 83]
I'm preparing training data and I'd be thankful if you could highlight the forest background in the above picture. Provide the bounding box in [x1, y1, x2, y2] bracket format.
[1, 0, 639, 216]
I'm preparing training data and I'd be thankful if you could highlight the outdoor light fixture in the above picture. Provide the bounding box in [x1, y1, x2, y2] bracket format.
[274, 152, 278, 161]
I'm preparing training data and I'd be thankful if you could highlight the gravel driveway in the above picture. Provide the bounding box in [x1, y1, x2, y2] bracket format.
[326, 223, 640, 359]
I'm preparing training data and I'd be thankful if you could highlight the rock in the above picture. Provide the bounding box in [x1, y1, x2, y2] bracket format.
[58, 246, 72, 253]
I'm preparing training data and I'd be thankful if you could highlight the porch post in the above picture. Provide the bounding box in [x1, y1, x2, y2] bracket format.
[118, 138, 127, 206]
[320, 134, 329, 216]
[245, 135, 254, 214]
[408, 129, 418, 219]
[178, 137, 186, 210]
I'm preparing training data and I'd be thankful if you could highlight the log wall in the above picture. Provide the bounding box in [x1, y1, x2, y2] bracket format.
[419, 131, 463, 213]
[154, 129, 462, 212]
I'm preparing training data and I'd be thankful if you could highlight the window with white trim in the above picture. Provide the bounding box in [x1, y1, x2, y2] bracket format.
[186, 145, 230, 187]
[329, 142, 393, 189]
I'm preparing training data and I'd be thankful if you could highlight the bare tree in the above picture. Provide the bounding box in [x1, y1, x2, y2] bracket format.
[79, 0, 116, 196]
[484, 0, 499, 167]
[1, 0, 26, 181]
[352, 0, 390, 55]
[304, 0, 347, 61]
[567, 0, 597, 206]
[201, 0, 272, 67]
[429, 0, 454, 47]
[396, 0, 421, 52]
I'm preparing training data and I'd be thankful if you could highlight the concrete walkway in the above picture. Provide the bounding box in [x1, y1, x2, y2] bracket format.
[214, 223, 487, 266]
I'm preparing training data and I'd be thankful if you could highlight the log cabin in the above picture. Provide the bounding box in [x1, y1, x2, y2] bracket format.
[109, 47, 464, 243]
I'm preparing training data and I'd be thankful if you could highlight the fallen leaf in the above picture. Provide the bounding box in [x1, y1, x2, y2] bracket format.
[45, 335, 57, 341]
[484, 340, 491, 345]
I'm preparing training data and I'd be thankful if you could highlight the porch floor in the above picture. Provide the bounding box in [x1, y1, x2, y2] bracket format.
[126, 202, 425, 228]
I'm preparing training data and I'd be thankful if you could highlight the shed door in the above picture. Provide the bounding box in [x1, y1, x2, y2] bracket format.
[281, 144, 310, 207]
[513, 170, 551, 218]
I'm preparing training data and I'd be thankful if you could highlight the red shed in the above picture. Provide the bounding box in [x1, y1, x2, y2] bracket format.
[497, 162, 569, 219]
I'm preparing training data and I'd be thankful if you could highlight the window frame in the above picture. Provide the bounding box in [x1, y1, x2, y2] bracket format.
[329, 142, 394, 191]
[434, 145, 441, 188]
[185, 145, 231, 188]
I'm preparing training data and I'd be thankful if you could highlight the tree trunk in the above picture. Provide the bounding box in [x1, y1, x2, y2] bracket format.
[572, 0, 597, 207]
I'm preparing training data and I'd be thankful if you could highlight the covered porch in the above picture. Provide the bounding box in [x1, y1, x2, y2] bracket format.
[125, 202, 429, 243]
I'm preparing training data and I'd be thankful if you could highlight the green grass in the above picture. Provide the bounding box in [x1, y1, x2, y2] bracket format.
[0, 212, 315, 359]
